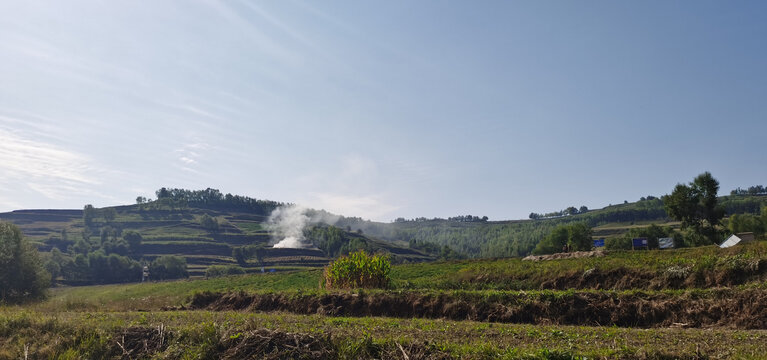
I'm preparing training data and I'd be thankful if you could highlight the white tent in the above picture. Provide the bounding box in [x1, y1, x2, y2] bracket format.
[720, 234, 742, 248]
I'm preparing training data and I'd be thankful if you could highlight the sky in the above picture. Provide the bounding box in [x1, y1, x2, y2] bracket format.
[0, 1, 765, 222]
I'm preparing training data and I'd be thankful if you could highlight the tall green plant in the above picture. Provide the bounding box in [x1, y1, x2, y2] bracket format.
[324, 250, 391, 289]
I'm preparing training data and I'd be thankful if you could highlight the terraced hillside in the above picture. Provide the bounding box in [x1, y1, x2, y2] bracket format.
[0, 205, 434, 279]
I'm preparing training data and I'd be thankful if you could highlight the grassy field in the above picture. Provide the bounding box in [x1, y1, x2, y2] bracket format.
[1, 309, 765, 359]
[4, 242, 767, 358]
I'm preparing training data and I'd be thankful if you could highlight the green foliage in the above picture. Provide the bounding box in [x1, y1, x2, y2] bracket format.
[149, 255, 188, 280]
[122, 230, 143, 254]
[307, 225, 373, 257]
[102, 208, 116, 223]
[663, 172, 725, 245]
[0, 222, 50, 303]
[205, 265, 246, 278]
[532, 223, 592, 255]
[154, 187, 282, 214]
[82, 204, 95, 227]
[324, 250, 391, 289]
[727, 213, 765, 238]
[200, 214, 219, 232]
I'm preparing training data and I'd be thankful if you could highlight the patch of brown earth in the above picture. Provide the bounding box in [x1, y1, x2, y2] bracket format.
[114, 326, 170, 359]
[190, 289, 767, 329]
[221, 329, 335, 360]
[523, 250, 607, 261]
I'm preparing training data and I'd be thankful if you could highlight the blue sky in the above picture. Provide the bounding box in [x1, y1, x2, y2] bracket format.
[0, 1, 765, 221]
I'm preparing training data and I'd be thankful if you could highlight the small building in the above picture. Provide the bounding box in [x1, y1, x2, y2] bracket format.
[737, 232, 755, 242]
[720, 234, 742, 248]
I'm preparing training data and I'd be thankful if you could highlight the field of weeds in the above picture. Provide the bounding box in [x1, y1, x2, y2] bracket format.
[4, 242, 767, 358]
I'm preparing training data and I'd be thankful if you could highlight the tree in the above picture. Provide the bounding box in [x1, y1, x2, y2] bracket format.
[149, 255, 188, 280]
[103, 208, 117, 223]
[0, 222, 50, 303]
[532, 223, 593, 255]
[579, 206, 588, 214]
[83, 204, 96, 226]
[123, 231, 143, 255]
[663, 172, 725, 245]
[200, 214, 219, 232]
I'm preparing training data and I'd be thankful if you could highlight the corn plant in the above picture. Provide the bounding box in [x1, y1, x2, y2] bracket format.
[324, 250, 391, 289]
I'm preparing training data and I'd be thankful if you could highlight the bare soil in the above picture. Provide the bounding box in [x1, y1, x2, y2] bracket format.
[190, 289, 767, 329]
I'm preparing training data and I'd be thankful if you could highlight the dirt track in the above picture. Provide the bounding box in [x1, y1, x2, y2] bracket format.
[189, 289, 767, 329]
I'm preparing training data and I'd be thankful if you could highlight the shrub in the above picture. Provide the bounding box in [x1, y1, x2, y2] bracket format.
[324, 250, 391, 289]
[149, 255, 188, 280]
[205, 265, 245, 278]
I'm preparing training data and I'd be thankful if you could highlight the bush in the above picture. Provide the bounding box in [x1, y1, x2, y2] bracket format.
[205, 265, 245, 278]
[324, 250, 391, 289]
[149, 255, 188, 280]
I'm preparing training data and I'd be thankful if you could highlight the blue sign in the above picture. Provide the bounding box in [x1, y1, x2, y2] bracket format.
[632, 237, 648, 248]
[593, 238, 605, 247]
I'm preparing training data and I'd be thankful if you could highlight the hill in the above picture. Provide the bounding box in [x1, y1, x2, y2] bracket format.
[0, 202, 433, 282]
[337, 194, 767, 258]
[1, 190, 765, 284]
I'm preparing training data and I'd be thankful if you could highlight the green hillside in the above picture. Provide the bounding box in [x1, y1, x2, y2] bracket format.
[0, 202, 433, 284]
[337, 194, 767, 258]
[1, 189, 765, 286]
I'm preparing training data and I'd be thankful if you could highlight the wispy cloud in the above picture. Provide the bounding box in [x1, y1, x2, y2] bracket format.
[0, 126, 100, 201]
[173, 142, 211, 173]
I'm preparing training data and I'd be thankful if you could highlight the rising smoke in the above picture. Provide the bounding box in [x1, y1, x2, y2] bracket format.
[266, 205, 340, 248]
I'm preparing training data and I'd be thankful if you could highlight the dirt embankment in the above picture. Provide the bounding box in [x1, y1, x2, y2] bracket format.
[111, 327, 447, 360]
[189, 289, 767, 329]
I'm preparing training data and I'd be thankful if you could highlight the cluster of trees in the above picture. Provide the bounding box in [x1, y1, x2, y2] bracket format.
[154, 187, 282, 214]
[731, 185, 767, 196]
[0, 222, 49, 303]
[726, 210, 767, 238]
[392, 215, 488, 223]
[45, 204, 190, 285]
[45, 248, 142, 285]
[205, 265, 245, 278]
[532, 223, 593, 255]
[663, 172, 725, 245]
[306, 225, 370, 257]
[407, 240, 465, 260]
[394, 217, 449, 223]
[446, 215, 489, 222]
[200, 214, 220, 232]
[232, 244, 266, 266]
[529, 206, 588, 220]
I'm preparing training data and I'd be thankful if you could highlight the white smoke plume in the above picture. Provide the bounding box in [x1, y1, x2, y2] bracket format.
[267, 205, 310, 248]
[266, 205, 342, 248]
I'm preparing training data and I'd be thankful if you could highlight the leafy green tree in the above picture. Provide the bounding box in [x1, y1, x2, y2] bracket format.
[533, 223, 592, 255]
[103, 208, 117, 223]
[566, 223, 593, 251]
[0, 222, 50, 303]
[533, 225, 569, 255]
[123, 231, 143, 255]
[663, 172, 725, 245]
[83, 204, 96, 226]
[728, 213, 765, 238]
[200, 214, 219, 232]
[149, 255, 188, 280]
